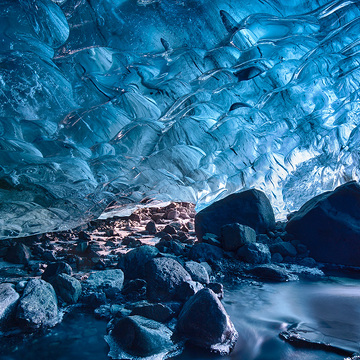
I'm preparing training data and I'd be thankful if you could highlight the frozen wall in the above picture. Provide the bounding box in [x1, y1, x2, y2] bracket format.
[1, 0, 360, 237]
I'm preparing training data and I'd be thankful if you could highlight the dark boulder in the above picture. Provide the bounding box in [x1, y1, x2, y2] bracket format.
[269, 242, 297, 257]
[221, 223, 256, 251]
[145, 221, 157, 235]
[5, 243, 31, 264]
[105, 315, 178, 359]
[177, 288, 238, 355]
[145, 257, 191, 302]
[247, 264, 295, 282]
[236, 243, 271, 264]
[0, 283, 19, 328]
[131, 302, 174, 322]
[118, 245, 159, 280]
[195, 189, 275, 240]
[42, 261, 72, 283]
[16, 279, 59, 329]
[188, 243, 224, 263]
[286, 181, 360, 266]
[53, 273, 82, 304]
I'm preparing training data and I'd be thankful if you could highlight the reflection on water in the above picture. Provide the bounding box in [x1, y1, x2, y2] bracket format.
[1, 277, 360, 360]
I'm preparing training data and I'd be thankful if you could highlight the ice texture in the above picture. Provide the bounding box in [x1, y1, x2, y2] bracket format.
[1, 0, 360, 237]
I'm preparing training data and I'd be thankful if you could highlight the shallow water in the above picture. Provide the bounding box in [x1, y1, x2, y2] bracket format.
[1, 277, 360, 360]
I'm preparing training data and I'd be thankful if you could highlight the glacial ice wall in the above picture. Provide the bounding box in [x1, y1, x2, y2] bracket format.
[1, 0, 360, 238]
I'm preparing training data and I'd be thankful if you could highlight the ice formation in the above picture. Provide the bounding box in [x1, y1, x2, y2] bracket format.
[1, 0, 360, 238]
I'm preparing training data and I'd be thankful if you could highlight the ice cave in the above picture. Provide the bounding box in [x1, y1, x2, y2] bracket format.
[2, 1, 360, 360]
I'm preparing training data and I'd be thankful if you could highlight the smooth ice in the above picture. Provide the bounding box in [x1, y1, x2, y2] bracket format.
[1, 0, 360, 237]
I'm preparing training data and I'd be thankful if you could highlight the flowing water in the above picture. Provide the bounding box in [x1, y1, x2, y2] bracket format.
[1, 276, 360, 360]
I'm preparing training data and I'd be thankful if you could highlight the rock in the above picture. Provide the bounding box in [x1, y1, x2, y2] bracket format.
[207, 283, 224, 299]
[145, 221, 157, 235]
[42, 261, 72, 283]
[178, 281, 204, 301]
[16, 279, 59, 329]
[122, 279, 147, 298]
[184, 261, 210, 284]
[247, 264, 295, 282]
[221, 223, 256, 251]
[271, 253, 283, 263]
[269, 242, 297, 257]
[145, 257, 191, 302]
[131, 302, 174, 322]
[53, 273, 82, 304]
[156, 239, 185, 256]
[188, 243, 224, 263]
[163, 225, 177, 235]
[177, 288, 238, 354]
[236, 243, 271, 264]
[286, 181, 360, 266]
[118, 245, 159, 280]
[202, 233, 221, 247]
[195, 189, 275, 240]
[5, 243, 31, 264]
[0, 283, 19, 328]
[299, 257, 317, 268]
[105, 315, 178, 359]
[85, 269, 124, 293]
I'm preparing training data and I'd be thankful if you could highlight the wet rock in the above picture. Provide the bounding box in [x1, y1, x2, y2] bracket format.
[207, 283, 224, 300]
[236, 243, 271, 264]
[145, 221, 157, 235]
[286, 181, 360, 266]
[42, 261, 72, 283]
[184, 261, 210, 284]
[85, 269, 124, 293]
[178, 281, 204, 301]
[131, 302, 174, 322]
[299, 257, 317, 268]
[280, 323, 354, 357]
[195, 189, 275, 240]
[145, 257, 191, 302]
[118, 245, 159, 280]
[0, 283, 19, 328]
[188, 243, 224, 263]
[247, 264, 295, 282]
[53, 273, 82, 304]
[271, 253, 283, 263]
[177, 288, 238, 355]
[5, 243, 31, 265]
[221, 223, 256, 252]
[16, 279, 59, 329]
[122, 279, 147, 298]
[105, 315, 179, 359]
[270, 242, 297, 257]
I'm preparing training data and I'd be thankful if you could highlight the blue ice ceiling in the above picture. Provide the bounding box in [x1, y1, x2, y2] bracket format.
[1, 0, 360, 238]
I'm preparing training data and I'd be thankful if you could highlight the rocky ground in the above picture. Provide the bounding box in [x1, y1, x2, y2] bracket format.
[1, 183, 360, 360]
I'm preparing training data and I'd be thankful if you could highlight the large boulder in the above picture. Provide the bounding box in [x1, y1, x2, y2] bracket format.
[184, 261, 210, 284]
[195, 189, 275, 240]
[286, 181, 360, 266]
[5, 243, 31, 264]
[105, 315, 179, 359]
[16, 279, 59, 329]
[85, 269, 124, 293]
[118, 245, 159, 280]
[53, 273, 82, 304]
[42, 261, 72, 283]
[0, 283, 19, 328]
[177, 288, 238, 355]
[236, 243, 271, 264]
[188, 243, 224, 263]
[145, 257, 191, 302]
[221, 223, 256, 251]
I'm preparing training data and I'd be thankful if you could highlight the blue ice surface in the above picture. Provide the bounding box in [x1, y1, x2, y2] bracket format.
[1, 0, 360, 237]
